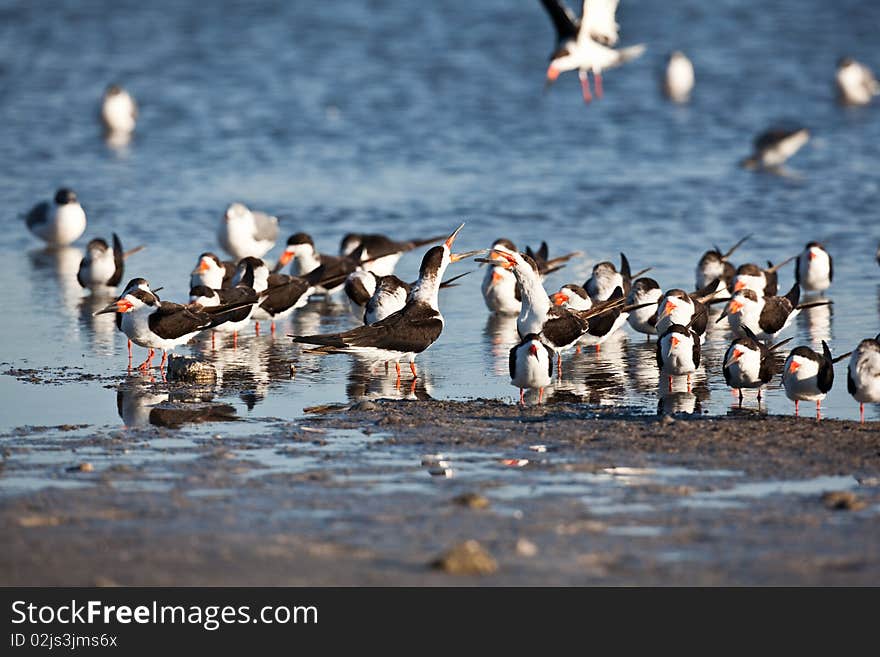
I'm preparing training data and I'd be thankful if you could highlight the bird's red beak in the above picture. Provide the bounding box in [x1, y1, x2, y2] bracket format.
[663, 300, 676, 317]
[546, 65, 560, 81]
[728, 300, 743, 314]
[491, 250, 517, 270]
[197, 258, 210, 273]
[808, 251, 816, 261]
[733, 349, 743, 361]
[552, 292, 568, 306]
[529, 344, 539, 358]
[734, 280, 746, 292]
[278, 250, 294, 266]
[671, 336, 680, 348]
[788, 360, 800, 374]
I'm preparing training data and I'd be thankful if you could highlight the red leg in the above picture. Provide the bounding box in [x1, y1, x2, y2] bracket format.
[211, 332, 216, 350]
[795, 400, 799, 417]
[255, 321, 260, 336]
[557, 353, 562, 372]
[410, 362, 417, 379]
[687, 373, 692, 393]
[395, 362, 401, 388]
[593, 71, 603, 99]
[233, 331, 238, 349]
[816, 400, 821, 422]
[738, 389, 743, 407]
[668, 376, 673, 392]
[579, 70, 592, 104]
[576, 346, 581, 355]
[595, 344, 600, 353]
[861, 403, 865, 424]
[519, 388, 525, 406]
[127, 340, 132, 361]
[159, 350, 167, 368]
[538, 387, 544, 404]
[271, 322, 276, 336]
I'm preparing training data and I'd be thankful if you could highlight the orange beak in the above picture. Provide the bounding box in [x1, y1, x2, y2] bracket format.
[94, 298, 134, 316]
[546, 65, 560, 81]
[278, 250, 294, 267]
[197, 259, 210, 273]
[529, 344, 539, 358]
[788, 360, 800, 374]
[734, 280, 746, 292]
[808, 251, 816, 261]
[488, 249, 516, 270]
[733, 349, 743, 361]
[663, 300, 676, 317]
[552, 292, 568, 306]
[444, 223, 464, 251]
[728, 301, 743, 315]
[671, 337, 680, 348]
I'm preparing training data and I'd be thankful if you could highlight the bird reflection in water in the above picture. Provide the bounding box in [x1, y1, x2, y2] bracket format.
[657, 373, 710, 415]
[116, 374, 237, 428]
[555, 333, 629, 405]
[29, 246, 83, 321]
[483, 313, 519, 377]
[344, 357, 435, 401]
[78, 289, 119, 355]
[190, 331, 277, 412]
[796, 300, 832, 347]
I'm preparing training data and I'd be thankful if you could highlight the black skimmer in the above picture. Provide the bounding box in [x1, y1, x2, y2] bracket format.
[24, 188, 87, 246]
[77, 233, 144, 290]
[339, 232, 444, 277]
[656, 319, 702, 392]
[836, 57, 879, 106]
[783, 341, 851, 419]
[795, 241, 832, 293]
[510, 333, 555, 404]
[189, 261, 260, 347]
[652, 280, 719, 341]
[741, 128, 810, 169]
[695, 234, 750, 294]
[554, 284, 649, 350]
[625, 277, 663, 338]
[344, 270, 378, 316]
[540, 0, 645, 104]
[584, 253, 648, 302]
[718, 284, 830, 342]
[100, 84, 137, 136]
[96, 279, 251, 373]
[277, 233, 361, 295]
[229, 256, 302, 335]
[190, 252, 236, 290]
[722, 326, 792, 406]
[218, 202, 279, 259]
[847, 334, 880, 423]
[291, 225, 481, 382]
[663, 51, 694, 103]
[730, 257, 795, 298]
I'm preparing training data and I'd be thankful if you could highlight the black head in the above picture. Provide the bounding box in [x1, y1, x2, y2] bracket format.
[54, 188, 77, 204]
[236, 256, 265, 271]
[189, 285, 216, 299]
[562, 284, 589, 300]
[736, 263, 763, 277]
[286, 233, 314, 247]
[340, 233, 361, 251]
[198, 252, 222, 266]
[418, 245, 446, 278]
[632, 277, 660, 292]
[804, 241, 825, 250]
[592, 261, 617, 274]
[837, 56, 855, 68]
[86, 238, 109, 251]
[120, 277, 149, 294]
[521, 333, 542, 343]
[493, 238, 517, 252]
[663, 323, 692, 339]
[789, 345, 820, 362]
[105, 84, 123, 95]
[698, 250, 723, 266]
[665, 288, 689, 301]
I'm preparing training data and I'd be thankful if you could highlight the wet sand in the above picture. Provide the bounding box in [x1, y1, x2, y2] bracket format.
[2, 399, 879, 586]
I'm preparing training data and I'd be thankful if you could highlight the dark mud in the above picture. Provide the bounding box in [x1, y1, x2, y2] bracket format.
[2, 399, 879, 586]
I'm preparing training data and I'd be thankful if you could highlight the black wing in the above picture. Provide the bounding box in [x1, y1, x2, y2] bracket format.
[509, 344, 518, 379]
[758, 296, 794, 334]
[294, 302, 443, 354]
[847, 368, 856, 395]
[261, 274, 310, 316]
[76, 257, 87, 288]
[655, 338, 664, 370]
[817, 341, 835, 393]
[540, 0, 579, 42]
[794, 254, 802, 286]
[25, 201, 50, 229]
[690, 301, 709, 336]
[542, 306, 589, 348]
[545, 343, 555, 378]
[828, 254, 833, 282]
[148, 303, 212, 340]
[108, 233, 125, 287]
[307, 254, 359, 289]
[692, 333, 701, 369]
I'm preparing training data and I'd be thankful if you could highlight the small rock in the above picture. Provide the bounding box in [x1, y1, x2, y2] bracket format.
[660, 414, 676, 426]
[431, 540, 498, 576]
[515, 538, 538, 557]
[66, 462, 93, 473]
[428, 467, 454, 478]
[352, 400, 378, 412]
[821, 491, 867, 511]
[167, 356, 216, 384]
[453, 492, 490, 509]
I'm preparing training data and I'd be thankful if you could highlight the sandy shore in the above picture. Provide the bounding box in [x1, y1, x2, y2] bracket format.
[2, 399, 879, 585]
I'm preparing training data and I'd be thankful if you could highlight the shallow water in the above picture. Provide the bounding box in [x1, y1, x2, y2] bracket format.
[1, 0, 880, 444]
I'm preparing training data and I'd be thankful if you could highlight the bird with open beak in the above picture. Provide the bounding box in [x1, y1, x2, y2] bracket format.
[291, 225, 485, 386]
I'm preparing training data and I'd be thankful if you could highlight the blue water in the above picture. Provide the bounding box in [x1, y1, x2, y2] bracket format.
[1, 0, 879, 432]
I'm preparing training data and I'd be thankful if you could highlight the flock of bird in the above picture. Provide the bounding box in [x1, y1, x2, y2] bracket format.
[18, 1, 880, 423]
